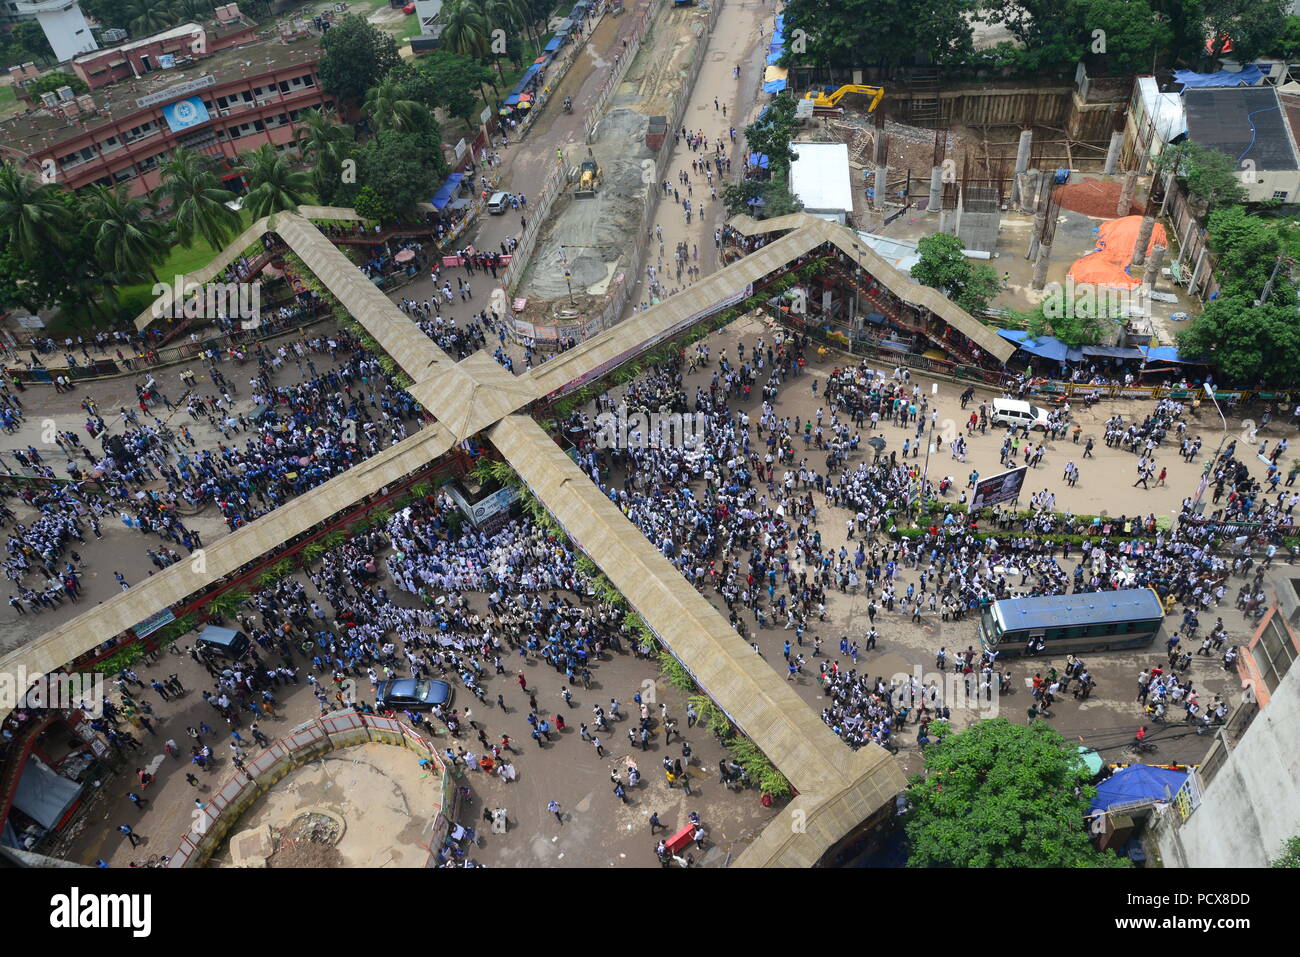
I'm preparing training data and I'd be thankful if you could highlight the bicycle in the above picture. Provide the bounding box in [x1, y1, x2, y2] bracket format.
[1125, 739, 1158, 757]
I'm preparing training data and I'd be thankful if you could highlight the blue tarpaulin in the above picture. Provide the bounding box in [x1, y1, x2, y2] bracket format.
[1089, 765, 1187, 813]
[1174, 65, 1264, 88]
[430, 172, 465, 211]
[544, 35, 563, 52]
[996, 329, 1083, 363]
[1082, 344, 1146, 359]
[748, 153, 770, 169]
[1142, 345, 1186, 363]
[503, 93, 521, 106]
[763, 79, 788, 93]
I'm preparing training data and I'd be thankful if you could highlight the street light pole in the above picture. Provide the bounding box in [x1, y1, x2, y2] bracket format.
[917, 383, 938, 522]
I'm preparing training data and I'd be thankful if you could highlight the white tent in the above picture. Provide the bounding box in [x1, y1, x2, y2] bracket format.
[790, 143, 853, 221]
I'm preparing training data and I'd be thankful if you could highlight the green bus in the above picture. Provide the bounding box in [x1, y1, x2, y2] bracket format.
[978, 588, 1166, 657]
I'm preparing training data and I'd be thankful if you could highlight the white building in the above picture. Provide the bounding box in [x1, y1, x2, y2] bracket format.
[12, 0, 97, 63]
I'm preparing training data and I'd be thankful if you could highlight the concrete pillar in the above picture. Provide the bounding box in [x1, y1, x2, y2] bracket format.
[1031, 242, 1052, 291]
[1117, 171, 1138, 217]
[1011, 128, 1032, 205]
[874, 164, 887, 211]
[939, 207, 954, 235]
[1131, 215, 1156, 267]
[1188, 246, 1207, 298]
[1017, 171, 1036, 213]
[1137, 148, 1150, 176]
[1103, 131, 1124, 175]
[1142, 244, 1166, 289]
[1027, 210, 1046, 261]
[1158, 170, 1175, 217]
[927, 166, 943, 212]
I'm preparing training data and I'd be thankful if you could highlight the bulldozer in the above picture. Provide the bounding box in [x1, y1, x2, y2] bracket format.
[803, 84, 885, 116]
[573, 158, 601, 198]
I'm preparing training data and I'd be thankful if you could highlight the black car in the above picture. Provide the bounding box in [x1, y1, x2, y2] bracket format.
[375, 678, 453, 711]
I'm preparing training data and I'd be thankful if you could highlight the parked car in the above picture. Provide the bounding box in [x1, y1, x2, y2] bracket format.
[487, 191, 511, 214]
[990, 397, 1051, 432]
[375, 678, 453, 711]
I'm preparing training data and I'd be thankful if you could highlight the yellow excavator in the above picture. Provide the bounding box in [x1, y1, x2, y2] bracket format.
[803, 84, 885, 115]
[573, 158, 601, 199]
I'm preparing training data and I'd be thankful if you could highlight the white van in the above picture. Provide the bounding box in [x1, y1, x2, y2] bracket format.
[991, 397, 1051, 432]
[487, 191, 511, 214]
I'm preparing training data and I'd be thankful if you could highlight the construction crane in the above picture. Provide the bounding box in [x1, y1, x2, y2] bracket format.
[803, 84, 885, 116]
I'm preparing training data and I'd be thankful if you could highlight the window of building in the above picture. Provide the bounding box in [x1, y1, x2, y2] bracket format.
[1272, 191, 1289, 201]
[1254, 614, 1299, 693]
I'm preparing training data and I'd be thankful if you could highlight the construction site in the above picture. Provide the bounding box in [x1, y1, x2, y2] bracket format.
[515, 1, 714, 327]
[785, 66, 1200, 349]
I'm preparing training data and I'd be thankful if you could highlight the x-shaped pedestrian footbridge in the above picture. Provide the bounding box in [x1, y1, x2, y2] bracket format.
[3, 208, 973, 866]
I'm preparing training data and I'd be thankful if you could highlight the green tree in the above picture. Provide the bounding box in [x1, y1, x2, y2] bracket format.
[1202, 0, 1289, 62]
[1019, 302, 1107, 348]
[154, 147, 241, 251]
[904, 719, 1129, 868]
[911, 232, 1001, 314]
[25, 72, 90, 98]
[1080, 0, 1174, 73]
[238, 144, 312, 218]
[418, 51, 491, 127]
[318, 14, 403, 105]
[1271, 834, 1300, 867]
[440, 0, 492, 68]
[744, 92, 799, 172]
[0, 161, 76, 260]
[979, 0, 1088, 73]
[1276, 15, 1300, 59]
[121, 0, 180, 37]
[295, 107, 356, 205]
[357, 128, 447, 221]
[1207, 205, 1283, 299]
[84, 183, 169, 284]
[363, 74, 426, 134]
[781, 0, 972, 71]
[1177, 296, 1300, 384]
[1156, 142, 1246, 213]
[11, 22, 55, 65]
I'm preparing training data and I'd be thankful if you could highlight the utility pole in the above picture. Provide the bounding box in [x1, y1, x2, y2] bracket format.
[1258, 255, 1285, 306]
[1191, 387, 1229, 515]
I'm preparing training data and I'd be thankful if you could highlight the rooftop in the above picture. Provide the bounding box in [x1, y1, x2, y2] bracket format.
[1183, 85, 1299, 172]
[0, 32, 321, 158]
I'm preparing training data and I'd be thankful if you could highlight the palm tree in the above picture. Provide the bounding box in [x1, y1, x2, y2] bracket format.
[122, 0, 179, 37]
[478, 0, 535, 58]
[237, 144, 311, 218]
[295, 107, 355, 198]
[85, 183, 169, 284]
[440, 0, 496, 90]
[173, 0, 215, 21]
[154, 147, 241, 251]
[362, 75, 424, 134]
[0, 161, 75, 259]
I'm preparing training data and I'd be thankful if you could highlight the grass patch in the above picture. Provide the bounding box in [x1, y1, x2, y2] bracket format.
[0, 83, 18, 119]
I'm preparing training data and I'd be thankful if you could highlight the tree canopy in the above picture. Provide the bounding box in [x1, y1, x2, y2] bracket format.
[1176, 296, 1300, 385]
[1156, 142, 1247, 213]
[319, 15, 403, 105]
[356, 128, 447, 221]
[904, 719, 1129, 868]
[911, 233, 1001, 315]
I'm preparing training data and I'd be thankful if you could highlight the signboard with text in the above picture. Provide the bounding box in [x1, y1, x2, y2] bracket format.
[970, 466, 1027, 510]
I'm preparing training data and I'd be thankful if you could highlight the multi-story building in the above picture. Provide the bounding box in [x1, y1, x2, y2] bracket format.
[0, 16, 339, 198]
[1152, 571, 1300, 867]
[8, 0, 97, 62]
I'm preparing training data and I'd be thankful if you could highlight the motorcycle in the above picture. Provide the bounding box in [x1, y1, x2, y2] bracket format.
[562, 98, 573, 114]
